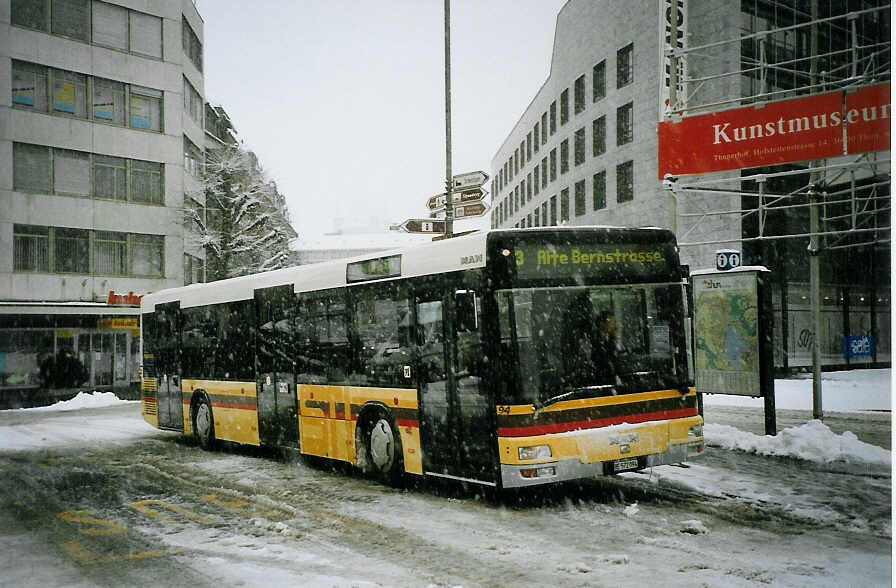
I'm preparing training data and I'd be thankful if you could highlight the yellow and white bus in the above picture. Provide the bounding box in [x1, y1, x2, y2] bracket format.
[140, 227, 703, 489]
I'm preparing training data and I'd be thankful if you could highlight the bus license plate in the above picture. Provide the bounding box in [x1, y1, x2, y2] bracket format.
[613, 457, 639, 472]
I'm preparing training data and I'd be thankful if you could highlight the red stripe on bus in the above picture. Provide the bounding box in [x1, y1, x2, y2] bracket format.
[497, 407, 698, 437]
[396, 418, 419, 428]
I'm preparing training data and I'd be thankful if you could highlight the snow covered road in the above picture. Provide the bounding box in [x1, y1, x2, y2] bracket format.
[0, 374, 890, 587]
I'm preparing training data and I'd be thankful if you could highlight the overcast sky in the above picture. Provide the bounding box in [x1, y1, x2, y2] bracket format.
[199, 0, 568, 239]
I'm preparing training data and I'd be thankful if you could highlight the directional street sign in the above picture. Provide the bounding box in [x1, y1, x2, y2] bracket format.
[398, 218, 446, 234]
[451, 170, 489, 191]
[427, 188, 486, 211]
[429, 201, 489, 220]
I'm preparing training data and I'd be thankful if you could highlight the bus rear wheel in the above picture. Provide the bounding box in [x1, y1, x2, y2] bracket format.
[193, 394, 216, 449]
[357, 409, 403, 485]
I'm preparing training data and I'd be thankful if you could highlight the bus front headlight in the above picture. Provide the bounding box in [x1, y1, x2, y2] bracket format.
[518, 445, 552, 460]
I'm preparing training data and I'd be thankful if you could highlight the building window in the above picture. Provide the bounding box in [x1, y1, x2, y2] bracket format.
[541, 202, 548, 226]
[13, 0, 162, 59]
[54, 148, 90, 196]
[617, 43, 634, 88]
[574, 180, 586, 217]
[131, 160, 163, 204]
[526, 133, 532, 160]
[92, 77, 125, 125]
[520, 141, 525, 165]
[53, 69, 88, 117]
[13, 225, 49, 272]
[13, 143, 163, 204]
[11, 0, 48, 30]
[12, 61, 48, 110]
[130, 86, 162, 131]
[184, 77, 203, 126]
[54, 227, 89, 273]
[534, 206, 540, 227]
[13, 225, 166, 277]
[574, 75, 585, 114]
[184, 136, 202, 178]
[541, 157, 548, 188]
[549, 195, 557, 225]
[593, 170, 606, 210]
[184, 253, 204, 285]
[514, 148, 519, 174]
[182, 18, 203, 72]
[617, 161, 634, 203]
[560, 88, 569, 125]
[617, 102, 633, 146]
[533, 123, 540, 153]
[52, 0, 90, 42]
[593, 116, 606, 156]
[93, 231, 128, 275]
[574, 127, 586, 166]
[133, 234, 164, 277]
[560, 188, 570, 222]
[12, 61, 162, 132]
[560, 139, 569, 174]
[93, 154, 127, 200]
[13, 143, 52, 193]
[129, 10, 162, 58]
[533, 165, 539, 196]
[549, 149, 557, 181]
[593, 60, 606, 101]
[92, 1, 128, 50]
[541, 112, 548, 143]
[550, 101, 557, 135]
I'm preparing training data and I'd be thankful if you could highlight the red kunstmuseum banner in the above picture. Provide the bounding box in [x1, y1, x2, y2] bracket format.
[657, 83, 890, 179]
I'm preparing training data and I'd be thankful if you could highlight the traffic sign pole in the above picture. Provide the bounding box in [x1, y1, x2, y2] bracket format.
[443, 0, 453, 239]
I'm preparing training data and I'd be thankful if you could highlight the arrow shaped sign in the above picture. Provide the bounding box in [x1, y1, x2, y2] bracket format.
[427, 187, 486, 211]
[399, 218, 446, 234]
[451, 170, 489, 191]
[430, 201, 489, 220]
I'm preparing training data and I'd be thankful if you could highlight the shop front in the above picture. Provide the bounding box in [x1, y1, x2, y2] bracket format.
[0, 303, 140, 408]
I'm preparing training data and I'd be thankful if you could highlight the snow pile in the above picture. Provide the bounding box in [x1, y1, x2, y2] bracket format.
[705, 420, 891, 465]
[24, 391, 136, 412]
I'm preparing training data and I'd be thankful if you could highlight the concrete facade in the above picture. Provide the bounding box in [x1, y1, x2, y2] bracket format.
[488, 0, 741, 270]
[0, 0, 204, 301]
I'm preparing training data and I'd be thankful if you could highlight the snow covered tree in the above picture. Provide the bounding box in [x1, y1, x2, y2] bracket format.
[186, 143, 297, 281]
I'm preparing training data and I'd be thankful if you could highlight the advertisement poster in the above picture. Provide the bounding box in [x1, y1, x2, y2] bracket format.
[694, 271, 760, 397]
[54, 81, 76, 113]
[130, 96, 151, 129]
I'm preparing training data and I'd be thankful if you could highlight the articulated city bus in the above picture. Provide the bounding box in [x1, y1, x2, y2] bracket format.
[140, 227, 703, 489]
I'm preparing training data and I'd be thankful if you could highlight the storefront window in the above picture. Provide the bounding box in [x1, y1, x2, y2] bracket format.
[0, 330, 55, 388]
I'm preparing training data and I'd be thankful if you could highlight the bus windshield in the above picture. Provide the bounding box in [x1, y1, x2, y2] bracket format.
[496, 283, 685, 406]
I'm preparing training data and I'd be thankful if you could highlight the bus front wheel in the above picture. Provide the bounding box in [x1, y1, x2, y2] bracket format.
[356, 409, 403, 485]
[192, 394, 216, 449]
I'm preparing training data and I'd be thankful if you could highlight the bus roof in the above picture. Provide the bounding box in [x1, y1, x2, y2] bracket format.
[141, 226, 676, 312]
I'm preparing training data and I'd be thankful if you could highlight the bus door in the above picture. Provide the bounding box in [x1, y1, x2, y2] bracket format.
[154, 302, 183, 431]
[255, 285, 299, 448]
[415, 277, 495, 486]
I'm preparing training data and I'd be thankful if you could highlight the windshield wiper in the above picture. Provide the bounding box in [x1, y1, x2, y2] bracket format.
[534, 385, 616, 412]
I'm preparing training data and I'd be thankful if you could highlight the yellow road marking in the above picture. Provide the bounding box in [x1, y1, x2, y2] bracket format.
[130, 500, 214, 525]
[57, 510, 126, 536]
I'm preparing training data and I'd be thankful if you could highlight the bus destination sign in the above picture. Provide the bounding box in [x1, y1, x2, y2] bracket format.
[347, 254, 402, 283]
[512, 242, 677, 281]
